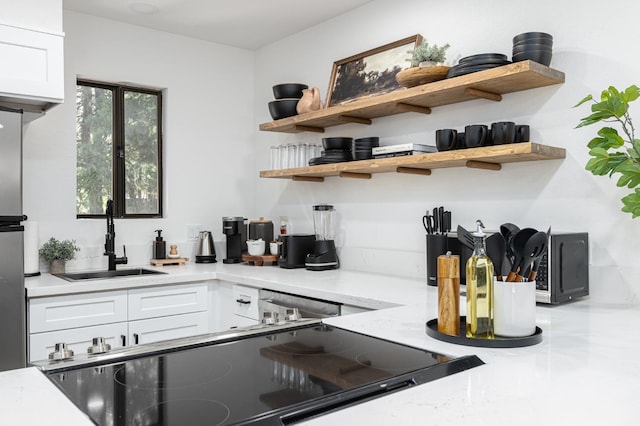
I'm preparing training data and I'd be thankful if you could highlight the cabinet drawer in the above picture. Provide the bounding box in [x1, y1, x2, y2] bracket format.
[128, 312, 209, 345]
[29, 290, 128, 333]
[29, 322, 128, 362]
[232, 285, 260, 320]
[128, 283, 208, 320]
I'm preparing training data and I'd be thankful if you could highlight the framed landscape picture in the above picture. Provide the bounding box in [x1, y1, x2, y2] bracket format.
[325, 34, 423, 107]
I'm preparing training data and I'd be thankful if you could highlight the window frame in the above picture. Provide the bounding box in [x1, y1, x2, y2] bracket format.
[76, 79, 164, 219]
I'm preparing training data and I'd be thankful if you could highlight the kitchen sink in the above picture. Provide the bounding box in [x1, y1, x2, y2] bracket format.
[55, 268, 167, 281]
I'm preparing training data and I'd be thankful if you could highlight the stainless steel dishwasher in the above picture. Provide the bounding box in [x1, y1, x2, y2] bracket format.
[258, 289, 341, 323]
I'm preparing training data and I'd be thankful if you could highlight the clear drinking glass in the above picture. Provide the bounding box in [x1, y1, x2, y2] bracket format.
[279, 144, 288, 169]
[297, 143, 309, 167]
[270, 146, 280, 169]
[287, 144, 298, 169]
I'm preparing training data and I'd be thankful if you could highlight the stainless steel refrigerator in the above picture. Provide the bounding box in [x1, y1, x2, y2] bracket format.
[0, 106, 26, 371]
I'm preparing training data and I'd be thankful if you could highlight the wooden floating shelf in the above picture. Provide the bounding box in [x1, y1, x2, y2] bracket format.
[259, 143, 565, 181]
[258, 61, 565, 134]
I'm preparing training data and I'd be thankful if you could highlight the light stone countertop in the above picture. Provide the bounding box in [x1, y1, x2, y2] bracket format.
[9, 263, 640, 425]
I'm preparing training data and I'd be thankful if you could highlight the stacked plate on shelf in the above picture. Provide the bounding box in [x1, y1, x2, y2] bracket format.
[447, 53, 511, 78]
[309, 137, 354, 166]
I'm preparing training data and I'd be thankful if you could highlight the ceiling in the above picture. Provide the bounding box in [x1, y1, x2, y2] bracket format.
[62, 0, 373, 50]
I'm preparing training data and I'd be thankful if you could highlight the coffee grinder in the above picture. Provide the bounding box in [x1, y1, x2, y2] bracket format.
[305, 204, 339, 271]
[222, 217, 247, 264]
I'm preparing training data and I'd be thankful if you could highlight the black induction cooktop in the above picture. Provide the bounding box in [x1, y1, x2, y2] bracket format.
[43, 322, 483, 425]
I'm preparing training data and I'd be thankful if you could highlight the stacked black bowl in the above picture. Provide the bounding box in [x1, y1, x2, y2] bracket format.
[268, 83, 308, 120]
[309, 137, 353, 165]
[512, 32, 553, 66]
[353, 137, 379, 160]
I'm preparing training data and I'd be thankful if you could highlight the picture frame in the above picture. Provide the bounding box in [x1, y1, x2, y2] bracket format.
[325, 34, 423, 107]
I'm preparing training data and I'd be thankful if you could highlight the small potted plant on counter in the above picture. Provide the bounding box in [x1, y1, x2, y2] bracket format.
[574, 84, 640, 218]
[39, 237, 79, 274]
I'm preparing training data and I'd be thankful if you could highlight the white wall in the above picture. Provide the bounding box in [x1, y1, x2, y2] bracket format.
[252, 0, 640, 303]
[23, 11, 255, 270]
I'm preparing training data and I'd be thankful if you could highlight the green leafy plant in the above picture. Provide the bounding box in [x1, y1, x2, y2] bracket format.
[574, 85, 640, 217]
[407, 40, 450, 66]
[39, 238, 80, 262]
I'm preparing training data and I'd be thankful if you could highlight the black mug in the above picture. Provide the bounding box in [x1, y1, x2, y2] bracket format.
[465, 124, 489, 148]
[436, 129, 458, 151]
[491, 121, 516, 144]
[515, 124, 530, 142]
[456, 132, 466, 149]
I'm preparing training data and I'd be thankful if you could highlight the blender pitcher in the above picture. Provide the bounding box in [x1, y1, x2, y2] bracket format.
[305, 204, 339, 271]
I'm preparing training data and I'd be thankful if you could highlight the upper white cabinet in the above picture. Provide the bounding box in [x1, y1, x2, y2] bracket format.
[0, 23, 64, 111]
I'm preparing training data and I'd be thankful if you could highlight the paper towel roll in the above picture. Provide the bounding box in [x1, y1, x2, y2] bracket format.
[24, 221, 40, 276]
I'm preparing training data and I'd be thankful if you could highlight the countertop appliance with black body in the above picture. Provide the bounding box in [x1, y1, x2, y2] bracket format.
[0, 106, 27, 371]
[34, 291, 483, 425]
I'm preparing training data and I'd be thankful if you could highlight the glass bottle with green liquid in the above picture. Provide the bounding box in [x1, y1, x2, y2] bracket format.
[466, 220, 494, 339]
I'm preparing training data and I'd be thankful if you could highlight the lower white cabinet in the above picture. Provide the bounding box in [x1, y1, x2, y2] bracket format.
[29, 322, 128, 362]
[216, 281, 260, 331]
[28, 282, 210, 362]
[128, 312, 209, 345]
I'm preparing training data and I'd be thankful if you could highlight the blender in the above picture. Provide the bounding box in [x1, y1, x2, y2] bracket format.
[305, 204, 339, 271]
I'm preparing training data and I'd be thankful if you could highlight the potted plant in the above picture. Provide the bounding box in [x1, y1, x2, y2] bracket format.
[407, 40, 451, 67]
[39, 237, 80, 274]
[574, 84, 640, 218]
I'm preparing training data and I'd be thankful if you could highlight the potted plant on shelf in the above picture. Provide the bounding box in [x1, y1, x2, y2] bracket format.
[396, 39, 451, 88]
[39, 237, 80, 274]
[574, 84, 640, 218]
[407, 40, 451, 67]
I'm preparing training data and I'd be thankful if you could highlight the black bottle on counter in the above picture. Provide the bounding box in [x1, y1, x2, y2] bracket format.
[154, 229, 166, 259]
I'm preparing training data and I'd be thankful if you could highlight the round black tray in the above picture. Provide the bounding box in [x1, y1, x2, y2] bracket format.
[425, 317, 542, 348]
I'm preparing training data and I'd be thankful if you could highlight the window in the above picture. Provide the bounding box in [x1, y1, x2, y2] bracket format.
[76, 79, 163, 218]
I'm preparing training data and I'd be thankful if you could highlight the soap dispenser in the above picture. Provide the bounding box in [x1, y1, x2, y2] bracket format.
[465, 220, 494, 339]
[154, 229, 166, 259]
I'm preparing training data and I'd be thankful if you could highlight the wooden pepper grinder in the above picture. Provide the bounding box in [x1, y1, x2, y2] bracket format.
[437, 252, 460, 336]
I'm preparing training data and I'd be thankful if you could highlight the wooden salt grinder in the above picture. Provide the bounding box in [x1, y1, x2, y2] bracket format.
[437, 253, 460, 336]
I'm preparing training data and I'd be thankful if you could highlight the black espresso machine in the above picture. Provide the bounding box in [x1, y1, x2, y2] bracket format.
[222, 217, 247, 263]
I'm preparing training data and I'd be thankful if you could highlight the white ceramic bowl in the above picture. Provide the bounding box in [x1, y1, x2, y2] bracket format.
[247, 239, 265, 256]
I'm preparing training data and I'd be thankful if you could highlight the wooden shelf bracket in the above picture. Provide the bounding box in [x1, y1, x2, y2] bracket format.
[396, 167, 432, 176]
[339, 171, 372, 180]
[292, 175, 325, 182]
[396, 102, 432, 115]
[464, 87, 502, 102]
[465, 160, 502, 171]
[294, 124, 325, 133]
[338, 115, 373, 125]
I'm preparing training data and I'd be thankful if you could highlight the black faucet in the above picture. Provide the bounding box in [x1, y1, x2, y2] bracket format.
[104, 199, 127, 271]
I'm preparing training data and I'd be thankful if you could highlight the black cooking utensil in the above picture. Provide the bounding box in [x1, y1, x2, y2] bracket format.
[433, 207, 439, 234]
[500, 223, 520, 268]
[457, 225, 474, 250]
[515, 231, 548, 282]
[486, 233, 506, 280]
[527, 227, 550, 281]
[505, 227, 537, 282]
[443, 211, 452, 233]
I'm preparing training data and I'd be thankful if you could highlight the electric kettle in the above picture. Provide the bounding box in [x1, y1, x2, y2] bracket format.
[196, 231, 217, 263]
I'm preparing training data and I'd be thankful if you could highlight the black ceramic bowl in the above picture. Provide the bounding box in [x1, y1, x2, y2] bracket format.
[512, 50, 552, 66]
[322, 137, 353, 151]
[513, 37, 553, 48]
[354, 137, 380, 147]
[273, 83, 309, 100]
[513, 32, 553, 44]
[268, 99, 299, 120]
[512, 43, 553, 55]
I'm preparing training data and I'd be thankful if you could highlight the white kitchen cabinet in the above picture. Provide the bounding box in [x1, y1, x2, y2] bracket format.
[0, 23, 64, 111]
[128, 312, 209, 345]
[216, 281, 260, 330]
[29, 322, 128, 362]
[28, 282, 212, 361]
[128, 282, 208, 320]
[29, 290, 128, 333]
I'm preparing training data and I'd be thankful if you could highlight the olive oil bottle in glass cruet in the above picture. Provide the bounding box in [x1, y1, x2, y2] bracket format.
[466, 220, 494, 339]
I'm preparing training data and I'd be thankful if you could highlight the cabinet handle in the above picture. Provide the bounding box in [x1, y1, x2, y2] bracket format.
[236, 298, 251, 305]
[121, 335, 126, 346]
[134, 333, 139, 345]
